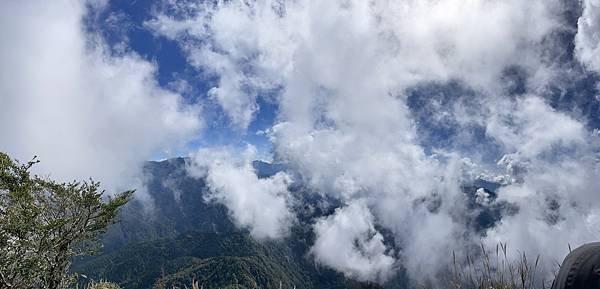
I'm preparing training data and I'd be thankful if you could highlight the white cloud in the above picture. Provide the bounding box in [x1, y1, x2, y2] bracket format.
[0, 0, 202, 198]
[484, 183, 600, 279]
[187, 145, 295, 239]
[475, 188, 491, 205]
[576, 0, 600, 73]
[311, 200, 395, 283]
[149, 0, 560, 127]
[485, 96, 585, 158]
[478, 120, 600, 284]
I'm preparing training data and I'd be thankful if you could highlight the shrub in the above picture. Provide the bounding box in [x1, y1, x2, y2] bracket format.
[0, 152, 132, 289]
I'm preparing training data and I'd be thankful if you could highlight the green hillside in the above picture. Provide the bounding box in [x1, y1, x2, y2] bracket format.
[71, 159, 394, 289]
[73, 231, 380, 289]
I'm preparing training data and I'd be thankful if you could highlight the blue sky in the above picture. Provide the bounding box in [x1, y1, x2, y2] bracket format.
[86, 0, 277, 160]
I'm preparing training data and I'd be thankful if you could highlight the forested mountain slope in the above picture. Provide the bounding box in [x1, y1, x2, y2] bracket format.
[73, 158, 506, 289]
[73, 158, 383, 289]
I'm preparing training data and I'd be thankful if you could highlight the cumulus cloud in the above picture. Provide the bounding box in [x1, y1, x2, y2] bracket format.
[187, 146, 295, 239]
[576, 0, 600, 73]
[0, 0, 202, 197]
[475, 188, 491, 205]
[142, 0, 600, 285]
[311, 200, 395, 282]
[485, 95, 586, 158]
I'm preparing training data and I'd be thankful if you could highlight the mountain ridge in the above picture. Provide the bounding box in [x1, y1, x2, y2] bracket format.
[74, 157, 505, 289]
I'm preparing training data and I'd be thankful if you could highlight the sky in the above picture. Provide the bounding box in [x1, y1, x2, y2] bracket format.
[87, 0, 278, 158]
[2, 0, 600, 287]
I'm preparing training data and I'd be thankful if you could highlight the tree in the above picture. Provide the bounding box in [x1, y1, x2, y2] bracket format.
[0, 152, 133, 289]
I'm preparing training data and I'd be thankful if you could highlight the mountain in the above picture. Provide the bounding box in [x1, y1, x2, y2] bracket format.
[75, 232, 308, 289]
[73, 158, 505, 289]
[98, 157, 237, 252]
[73, 158, 381, 289]
[75, 230, 381, 289]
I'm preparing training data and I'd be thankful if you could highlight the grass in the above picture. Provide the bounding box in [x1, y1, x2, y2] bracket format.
[449, 243, 551, 289]
[84, 281, 124, 289]
[153, 278, 203, 289]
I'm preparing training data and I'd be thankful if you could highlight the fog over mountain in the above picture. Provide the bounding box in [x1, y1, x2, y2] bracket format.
[2, 0, 600, 288]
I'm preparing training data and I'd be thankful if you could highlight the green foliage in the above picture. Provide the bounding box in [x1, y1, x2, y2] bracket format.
[0, 152, 132, 289]
[75, 232, 306, 289]
[73, 231, 375, 289]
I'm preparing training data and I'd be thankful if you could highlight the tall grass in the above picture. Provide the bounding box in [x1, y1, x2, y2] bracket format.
[154, 278, 204, 289]
[82, 281, 123, 289]
[450, 243, 550, 289]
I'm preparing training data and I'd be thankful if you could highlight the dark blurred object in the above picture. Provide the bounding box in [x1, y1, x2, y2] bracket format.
[552, 242, 600, 289]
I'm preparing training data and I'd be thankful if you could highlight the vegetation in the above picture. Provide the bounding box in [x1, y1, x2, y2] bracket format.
[85, 281, 124, 289]
[99, 158, 236, 253]
[450, 244, 548, 289]
[73, 229, 385, 289]
[0, 152, 132, 289]
[75, 232, 314, 289]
